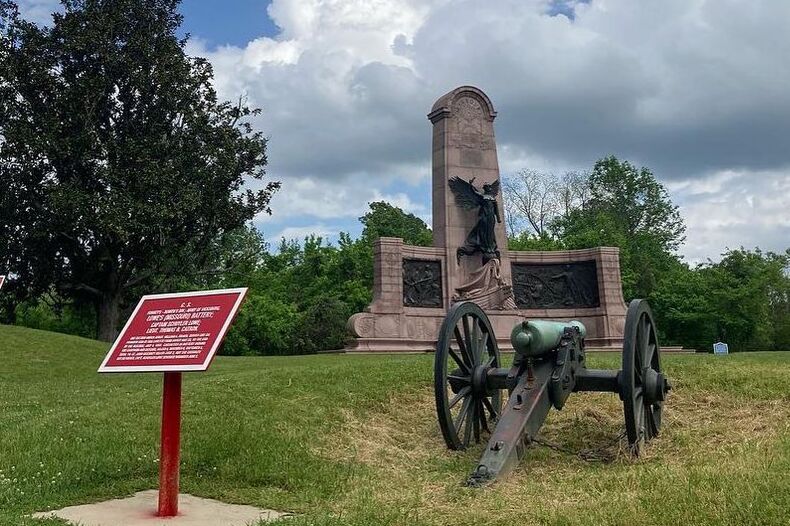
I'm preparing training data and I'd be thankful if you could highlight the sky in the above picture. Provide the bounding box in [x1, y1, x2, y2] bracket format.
[17, 0, 790, 263]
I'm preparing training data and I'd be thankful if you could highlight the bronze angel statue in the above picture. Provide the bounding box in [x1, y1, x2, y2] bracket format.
[449, 176, 501, 264]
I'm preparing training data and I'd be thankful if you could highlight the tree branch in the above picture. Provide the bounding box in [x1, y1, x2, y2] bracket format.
[72, 283, 102, 297]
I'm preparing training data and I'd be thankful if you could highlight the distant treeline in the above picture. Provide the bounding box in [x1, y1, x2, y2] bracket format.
[6, 201, 430, 355]
[7, 159, 790, 354]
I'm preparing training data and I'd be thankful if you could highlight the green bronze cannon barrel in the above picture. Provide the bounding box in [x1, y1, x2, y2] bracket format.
[510, 319, 586, 357]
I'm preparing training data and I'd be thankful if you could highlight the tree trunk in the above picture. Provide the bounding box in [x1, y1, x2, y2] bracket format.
[97, 292, 121, 342]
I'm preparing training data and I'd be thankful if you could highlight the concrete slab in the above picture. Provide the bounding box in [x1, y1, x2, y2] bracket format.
[32, 490, 290, 526]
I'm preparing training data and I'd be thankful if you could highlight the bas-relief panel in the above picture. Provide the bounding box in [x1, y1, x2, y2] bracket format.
[512, 261, 601, 309]
[402, 259, 443, 308]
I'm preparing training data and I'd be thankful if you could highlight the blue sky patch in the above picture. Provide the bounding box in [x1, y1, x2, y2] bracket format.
[546, 0, 591, 20]
[178, 0, 278, 49]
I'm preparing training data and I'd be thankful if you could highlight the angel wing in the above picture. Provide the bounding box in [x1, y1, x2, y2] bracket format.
[485, 179, 500, 197]
[449, 176, 483, 209]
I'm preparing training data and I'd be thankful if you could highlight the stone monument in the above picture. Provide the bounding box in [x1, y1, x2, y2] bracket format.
[347, 86, 627, 352]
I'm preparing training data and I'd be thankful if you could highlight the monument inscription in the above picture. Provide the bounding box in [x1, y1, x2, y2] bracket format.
[460, 148, 483, 167]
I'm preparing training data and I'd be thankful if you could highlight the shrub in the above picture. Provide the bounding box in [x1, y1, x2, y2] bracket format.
[221, 294, 302, 356]
[15, 299, 96, 339]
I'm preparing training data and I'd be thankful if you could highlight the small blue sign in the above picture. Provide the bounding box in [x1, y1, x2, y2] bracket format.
[713, 342, 729, 355]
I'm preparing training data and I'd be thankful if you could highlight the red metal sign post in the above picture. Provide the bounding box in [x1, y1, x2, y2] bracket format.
[98, 288, 247, 517]
[158, 371, 182, 516]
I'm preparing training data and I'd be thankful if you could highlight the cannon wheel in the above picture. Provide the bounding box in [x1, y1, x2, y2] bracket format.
[435, 301, 502, 450]
[621, 299, 664, 455]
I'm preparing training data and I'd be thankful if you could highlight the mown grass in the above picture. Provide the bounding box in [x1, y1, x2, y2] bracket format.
[0, 324, 788, 525]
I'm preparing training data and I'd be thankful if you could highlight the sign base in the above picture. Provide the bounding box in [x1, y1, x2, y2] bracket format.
[32, 490, 291, 525]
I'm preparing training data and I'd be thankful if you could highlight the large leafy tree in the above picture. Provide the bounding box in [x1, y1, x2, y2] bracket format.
[0, 0, 279, 340]
[553, 156, 685, 299]
[359, 201, 433, 247]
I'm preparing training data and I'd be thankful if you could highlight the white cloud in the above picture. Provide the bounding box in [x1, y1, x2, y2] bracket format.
[256, 172, 429, 223]
[270, 223, 341, 242]
[188, 0, 790, 261]
[187, 0, 438, 184]
[669, 168, 790, 264]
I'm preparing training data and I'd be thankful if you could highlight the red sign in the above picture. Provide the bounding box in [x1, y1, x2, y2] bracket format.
[98, 288, 247, 373]
[0, 275, 5, 290]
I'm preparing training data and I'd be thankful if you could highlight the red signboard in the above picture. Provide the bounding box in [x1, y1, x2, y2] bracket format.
[0, 275, 5, 290]
[98, 288, 247, 373]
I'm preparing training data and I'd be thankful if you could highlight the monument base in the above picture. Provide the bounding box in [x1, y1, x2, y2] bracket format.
[347, 240, 627, 354]
[347, 309, 623, 353]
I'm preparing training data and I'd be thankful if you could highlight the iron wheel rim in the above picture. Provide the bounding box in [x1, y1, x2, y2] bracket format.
[434, 301, 502, 450]
[622, 299, 663, 455]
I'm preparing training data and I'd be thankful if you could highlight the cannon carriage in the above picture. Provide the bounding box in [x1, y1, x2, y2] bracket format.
[434, 298, 672, 486]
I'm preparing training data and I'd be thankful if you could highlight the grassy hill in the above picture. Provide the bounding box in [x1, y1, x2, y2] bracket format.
[0, 324, 788, 525]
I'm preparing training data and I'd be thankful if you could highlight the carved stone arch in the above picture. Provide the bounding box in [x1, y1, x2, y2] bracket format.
[428, 85, 497, 123]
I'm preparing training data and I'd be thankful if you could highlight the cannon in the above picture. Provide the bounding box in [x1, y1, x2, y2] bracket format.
[434, 299, 671, 486]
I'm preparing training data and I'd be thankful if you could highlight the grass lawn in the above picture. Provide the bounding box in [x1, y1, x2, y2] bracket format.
[1, 324, 788, 525]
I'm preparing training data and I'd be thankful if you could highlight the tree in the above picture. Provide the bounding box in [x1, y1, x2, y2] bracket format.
[587, 157, 685, 252]
[0, 0, 279, 340]
[502, 169, 588, 238]
[553, 157, 685, 299]
[359, 201, 433, 247]
[703, 248, 789, 349]
[652, 248, 790, 350]
[357, 200, 432, 292]
[648, 259, 718, 347]
[219, 202, 433, 356]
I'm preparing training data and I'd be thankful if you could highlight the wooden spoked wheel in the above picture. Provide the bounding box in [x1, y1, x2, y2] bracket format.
[621, 299, 669, 455]
[434, 301, 502, 450]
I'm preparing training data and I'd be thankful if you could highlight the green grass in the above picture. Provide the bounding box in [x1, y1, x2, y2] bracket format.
[1, 324, 788, 525]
